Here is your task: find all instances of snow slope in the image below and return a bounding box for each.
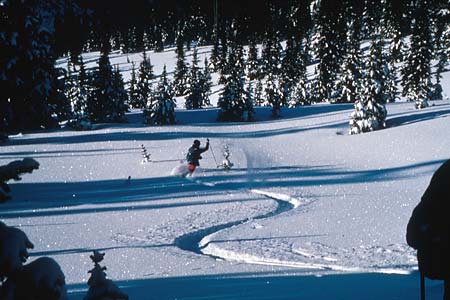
[2,98,450,299]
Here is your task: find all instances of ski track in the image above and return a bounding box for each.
[174,177,414,276]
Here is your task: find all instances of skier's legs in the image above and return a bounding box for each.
[188,163,196,176]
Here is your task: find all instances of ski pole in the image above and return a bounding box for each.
[208,139,219,167]
[420,271,425,300]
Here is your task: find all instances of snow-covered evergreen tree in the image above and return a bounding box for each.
[254,78,264,107]
[199,58,212,107]
[110,66,129,122]
[154,24,165,52]
[0,158,40,202]
[265,73,283,118]
[210,38,220,72]
[433,5,449,99]
[218,28,229,76]
[312,0,342,102]
[350,34,387,134]
[0,222,67,300]
[185,48,203,109]
[402,0,433,109]
[362,0,383,39]
[64,55,91,125]
[128,62,140,108]
[173,34,189,96]
[144,65,176,125]
[88,41,115,123]
[335,19,363,103]
[261,28,282,79]
[244,81,255,122]
[84,251,128,300]
[136,51,154,109]
[76,57,90,118]
[290,77,310,107]
[217,43,247,122]
[219,144,234,170]
[280,36,297,106]
[0,0,82,131]
[246,39,260,81]
[384,58,398,103]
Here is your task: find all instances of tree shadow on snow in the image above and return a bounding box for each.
[2,159,444,219]
[66,269,444,300]
[387,105,450,128]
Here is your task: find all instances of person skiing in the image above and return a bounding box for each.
[186,139,210,174]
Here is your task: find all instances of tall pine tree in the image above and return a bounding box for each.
[173,34,189,96]
[185,48,203,109]
[144,65,176,125]
[128,62,140,108]
[136,51,154,109]
[402,0,432,109]
[350,34,387,134]
[88,40,115,122]
[217,42,247,122]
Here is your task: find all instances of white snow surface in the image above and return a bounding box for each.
[1,46,449,299]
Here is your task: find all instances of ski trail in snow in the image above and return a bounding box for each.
[201,242,411,275]
[250,189,301,208]
[175,177,411,275]
[174,177,294,256]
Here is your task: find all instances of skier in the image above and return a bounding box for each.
[407,159,450,300]
[186,139,210,174]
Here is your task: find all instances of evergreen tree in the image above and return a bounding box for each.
[335,19,363,103]
[65,58,90,121]
[261,27,282,78]
[313,0,342,102]
[362,0,383,39]
[244,81,255,122]
[65,61,78,118]
[110,66,129,122]
[402,0,432,109]
[88,41,116,122]
[218,27,229,76]
[154,24,165,52]
[136,51,154,109]
[75,56,90,121]
[433,6,449,99]
[0,0,80,131]
[217,44,247,122]
[384,56,398,103]
[185,48,203,109]
[290,77,309,107]
[350,34,387,134]
[265,73,283,118]
[383,0,406,63]
[144,65,176,125]
[254,78,264,107]
[173,34,189,96]
[246,39,260,81]
[128,62,140,108]
[210,38,220,72]
[280,36,296,106]
[200,58,212,107]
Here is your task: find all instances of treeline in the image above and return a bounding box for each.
[0,0,449,132]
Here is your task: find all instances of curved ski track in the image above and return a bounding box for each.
[174,178,412,275]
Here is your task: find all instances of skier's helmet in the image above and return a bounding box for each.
[193,140,200,147]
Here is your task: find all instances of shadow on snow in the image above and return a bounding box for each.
[65,270,443,300]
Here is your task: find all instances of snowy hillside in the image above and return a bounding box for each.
[1,89,450,299]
